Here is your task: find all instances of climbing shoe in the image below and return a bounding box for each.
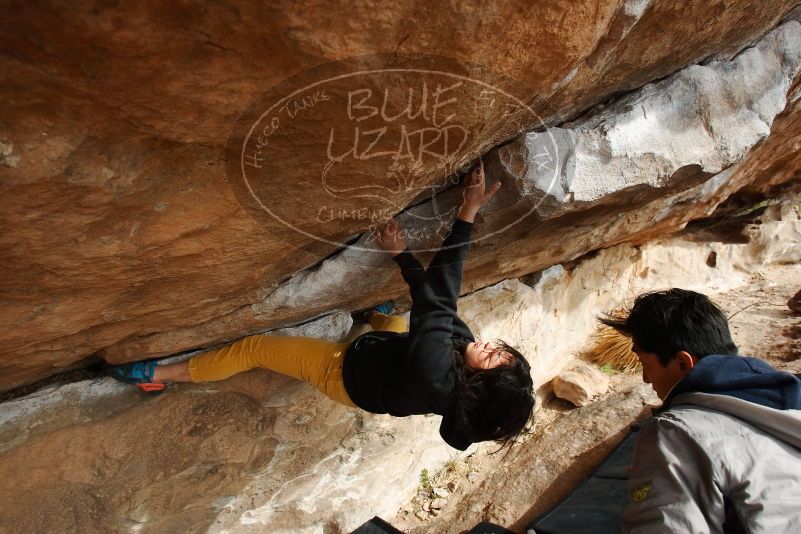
[361,300,395,324]
[104,360,166,393]
[372,300,396,316]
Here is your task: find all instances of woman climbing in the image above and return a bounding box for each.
[105,160,535,450]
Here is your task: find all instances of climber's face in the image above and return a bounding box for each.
[464,339,512,370]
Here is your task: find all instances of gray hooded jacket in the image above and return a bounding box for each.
[623,356,801,533]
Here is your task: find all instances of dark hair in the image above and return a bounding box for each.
[599,288,738,367]
[453,340,535,449]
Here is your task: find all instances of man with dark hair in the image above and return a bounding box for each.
[601,288,801,533]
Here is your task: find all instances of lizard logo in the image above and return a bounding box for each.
[631,482,652,503]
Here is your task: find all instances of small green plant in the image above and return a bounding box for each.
[736,198,776,217]
[599,363,616,376]
[419,468,432,492]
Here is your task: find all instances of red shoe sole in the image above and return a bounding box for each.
[136,383,167,392]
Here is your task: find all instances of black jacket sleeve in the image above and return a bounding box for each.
[394,246,474,341]
[451,314,475,343]
[405,219,473,401]
[393,249,425,290]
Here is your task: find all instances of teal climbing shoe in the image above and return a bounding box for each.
[372,300,396,316]
[104,360,166,392]
[358,300,397,323]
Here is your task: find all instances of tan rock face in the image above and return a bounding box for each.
[790,289,801,313]
[2,2,801,390]
[2,206,798,533]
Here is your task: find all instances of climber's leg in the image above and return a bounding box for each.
[179,335,356,406]
[368,312,408,334]
[152,361,191,382]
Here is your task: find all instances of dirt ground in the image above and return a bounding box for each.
[393,263,801,533]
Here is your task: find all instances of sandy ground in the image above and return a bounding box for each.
[393,263,801,533]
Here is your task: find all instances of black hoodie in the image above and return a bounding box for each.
[342,219,477,450]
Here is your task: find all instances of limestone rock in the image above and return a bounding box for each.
[790,289,801,313]
[552,361,611,407]
[95,21,801,374]
[1,213,799,533]
[493,21,801,216]
[2,3,801,390]
[451,201,801,392]
[431,497,447,510]
[433,487,450,498]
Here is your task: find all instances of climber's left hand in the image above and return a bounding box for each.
[371,219,407,257]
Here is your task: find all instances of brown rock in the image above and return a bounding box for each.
[789,289,801,313]
[4,222,799,533]
[431,497,447,510]
[552,361,610,407]
[1,2,800,390]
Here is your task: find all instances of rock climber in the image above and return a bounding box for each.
[105,160,535,450]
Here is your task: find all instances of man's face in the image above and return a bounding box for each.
[632,342,690,400]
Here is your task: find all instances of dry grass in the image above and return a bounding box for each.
[588,325,640,374]
[425,458,471,496]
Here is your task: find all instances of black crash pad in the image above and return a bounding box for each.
[528,430,638,534]
[351,516,404,534]
[467,521,516,533]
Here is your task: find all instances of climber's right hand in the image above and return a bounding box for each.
[458,159,501,222]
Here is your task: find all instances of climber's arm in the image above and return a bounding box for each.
[393,249,425,289]
[372,219,424,290]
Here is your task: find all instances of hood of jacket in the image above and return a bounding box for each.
[662,354,801,450]
[664,354,801,410]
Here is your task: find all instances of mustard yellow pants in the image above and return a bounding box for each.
[187,313,408,406]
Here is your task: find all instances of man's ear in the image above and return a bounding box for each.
[675,351,697,373]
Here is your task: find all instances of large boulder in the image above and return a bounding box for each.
[1,200,798,532]
[2,2,801,390]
